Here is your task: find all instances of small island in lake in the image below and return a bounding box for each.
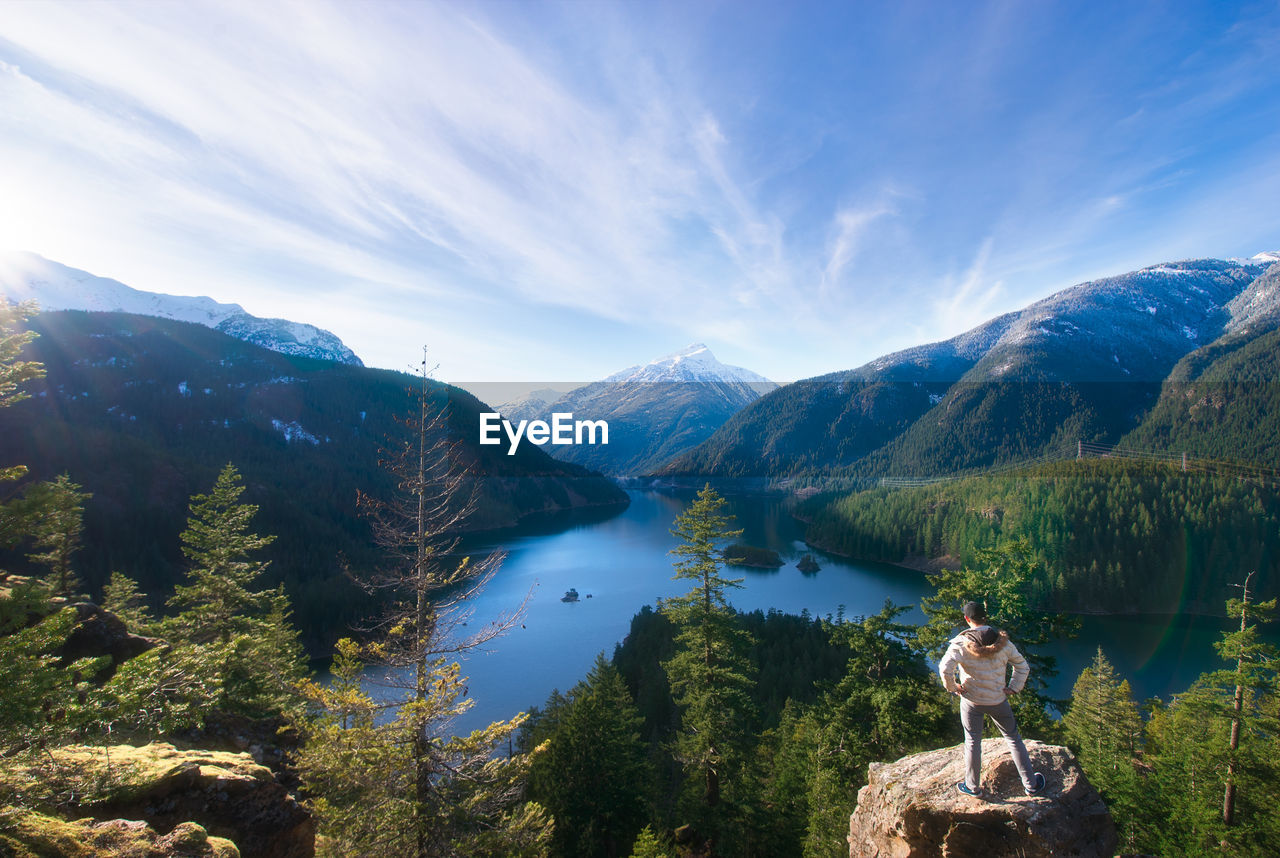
[796,553,821,573]
[561,588,580,602]
[723,543,784,568]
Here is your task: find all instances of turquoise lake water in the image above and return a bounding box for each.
[368,489,1253,735]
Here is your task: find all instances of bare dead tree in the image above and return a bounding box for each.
[346,348,539,857]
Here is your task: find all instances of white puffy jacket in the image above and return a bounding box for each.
[938,625,1029,706]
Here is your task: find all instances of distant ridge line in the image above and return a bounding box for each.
[877,441,1280,488]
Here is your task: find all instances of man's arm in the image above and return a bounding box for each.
[1005,642,1029,693]
[938,643,962,694]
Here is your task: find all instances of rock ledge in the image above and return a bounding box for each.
[848,739,1117,858]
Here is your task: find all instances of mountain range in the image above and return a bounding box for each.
[0,309,625,651]
[497,344,776,476]
[662,253,1280,482]
[0,252,363,366]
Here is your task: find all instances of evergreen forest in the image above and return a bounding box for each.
[801,459,1280,615]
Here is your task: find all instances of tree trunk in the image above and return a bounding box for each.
[414,349,433,858]
[1222,571,1253,828]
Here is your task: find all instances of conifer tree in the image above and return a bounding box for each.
[1063,647,1145,849]
[101,571,155,633]
[920,539,1076,733]
[802,602,952,858]
[296,353,548,858]
[1218,572,1277,831]
[660,484,756,851]
[526,654,652,858]
[627,825,674,858]
[23,475,91,599]
[168,464,275,642]
[163,463,306,719]
[0,609,98,752]
[0,302,103,755]
[0,299,42,415]
[1144,579,1280,857]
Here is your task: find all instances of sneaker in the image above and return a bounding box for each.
[956,781,984,798]
[1025,772,1046,796]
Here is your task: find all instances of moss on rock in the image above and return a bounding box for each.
[0,743,310,858]
[0,809,240,857]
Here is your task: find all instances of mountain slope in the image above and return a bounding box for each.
[0,252,363,365]
[514,344,776,476]
[1120,261,1280,465]
[660,320,1018,478]
[0,310,626,651]
[664,256,1277,481]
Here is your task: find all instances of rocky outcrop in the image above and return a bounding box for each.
[4,743,313,858]
[56,602,159,679]
[171,714,303,788]
[848,740,1117,858]
[0,812,240,857]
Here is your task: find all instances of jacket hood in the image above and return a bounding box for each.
[961,627,1009,658]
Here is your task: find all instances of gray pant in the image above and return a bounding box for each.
[961,697,1035,791]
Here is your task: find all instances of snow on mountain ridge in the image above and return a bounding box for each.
[0,252,362,366]
[0,252,246,325]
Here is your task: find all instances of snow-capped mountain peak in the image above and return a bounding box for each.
[1252,250,1280,264]
[605,343,772,385]
[0,252,362,366]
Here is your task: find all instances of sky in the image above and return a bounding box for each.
[1,0,1278,385]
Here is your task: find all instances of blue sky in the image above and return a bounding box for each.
[1,0,1277,384]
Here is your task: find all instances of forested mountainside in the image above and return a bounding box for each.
[661,257,1278,481]
[1119,260,1280,462]
[793,261,1280,617]
[0,310,626,651]
[800,459,1280,615]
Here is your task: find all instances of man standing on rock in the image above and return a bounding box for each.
[938,600,1046,798]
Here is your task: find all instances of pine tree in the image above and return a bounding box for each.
[296,353,548,857]
[22,475,91,599]
[0,299,43,415]
[167,464,275,643]
[1218,572,1277,832]
[162,463,306,719]
[0,608,101,753]
[101,571,155,633]
[1144,579,1280,857]
[1063,647,1145,849]
[627,825,674,858]
[659,484,756,851]
[749,701,815,858]
[802,602,952,858]
[919,539,1076,734]
[527,654,652,858]
[0,302,102,756]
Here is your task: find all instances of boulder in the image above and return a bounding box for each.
[56,603,159,678]
[847,740,1117,858]
[0,812,240,857]
[5,743,313,858]
[171,713,303,787]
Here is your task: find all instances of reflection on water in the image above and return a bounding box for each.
[370,488,1267,734]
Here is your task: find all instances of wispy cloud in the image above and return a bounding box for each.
[821,204,895,295]
[1,0,1277,381]
[932,238,1004,336]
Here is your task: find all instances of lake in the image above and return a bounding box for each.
[375,488,1255,735]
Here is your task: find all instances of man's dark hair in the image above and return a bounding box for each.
[963,600,986,622]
